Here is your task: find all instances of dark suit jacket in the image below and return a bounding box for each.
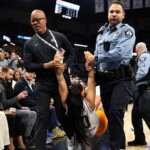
[14,77,36,110]
[0,78,19,110]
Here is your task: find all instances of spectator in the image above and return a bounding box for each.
[14,69,36,111]
[11,70,22,89]
[0,66,27,150]
[0,111,10,150]
[13,70,21,82]
[0,49,8,66]
[8,52,23,71]
[2,66,36,148]
[48,98,66,138]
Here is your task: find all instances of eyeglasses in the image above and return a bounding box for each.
[30,18,45,23]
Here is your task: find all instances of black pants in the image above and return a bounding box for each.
[131,86,150,142]
[100,79,133,150]
[6,114,23,138]
[34,87,72,150]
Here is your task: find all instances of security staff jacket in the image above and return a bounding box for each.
[136,52,150,86]
[94,23,136,71]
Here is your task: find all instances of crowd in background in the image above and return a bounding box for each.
[0,1,150,149]
[0,49,69,150]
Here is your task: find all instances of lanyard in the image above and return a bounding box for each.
[36,30,59,51]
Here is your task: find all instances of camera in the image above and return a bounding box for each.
[103,41,111,52]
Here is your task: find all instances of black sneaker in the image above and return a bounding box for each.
[128,140,147,146]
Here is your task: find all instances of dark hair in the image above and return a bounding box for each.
[109,0,125,12]
[2,66,14,73]
[67,83,90,145]
[13,70,21,81]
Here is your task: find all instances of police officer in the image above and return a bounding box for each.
[87,1,135,150]
[128,42,150,146]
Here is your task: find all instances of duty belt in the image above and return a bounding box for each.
[95,64,134,85]
[105,65,132,79]
[138,84,150,93]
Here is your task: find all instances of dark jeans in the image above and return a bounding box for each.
[100,79,133,150]
[131,86,150,142]
[91,128,110,150]
[48,106,60,130]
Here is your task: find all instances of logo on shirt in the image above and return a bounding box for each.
[139,57,146,68]
[51,39,55,43]
[34,43,39,47]
[140,57,146,63]
[125,29,133,38]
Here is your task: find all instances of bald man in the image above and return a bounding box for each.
[24,9,74,150]
[128,42,150,146]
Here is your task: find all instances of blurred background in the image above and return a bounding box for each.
[0,0,150,55]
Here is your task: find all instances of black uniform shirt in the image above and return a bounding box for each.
[24,30,74,91]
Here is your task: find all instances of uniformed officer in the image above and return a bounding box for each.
[87,1,136,150]
[128,42,150,146]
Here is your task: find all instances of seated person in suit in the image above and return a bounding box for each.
[0,65,27,150]
[2,67,36,148]
[15,69,66,139]
[14,69,36,111]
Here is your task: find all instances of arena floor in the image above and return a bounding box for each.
[125,104,150,150]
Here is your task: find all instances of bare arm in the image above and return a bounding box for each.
[56,72,68,109]
[55,60,68,109]
[84,51,96,110]
[85,68,95,110]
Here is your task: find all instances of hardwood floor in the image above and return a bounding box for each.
[124,104,150,150]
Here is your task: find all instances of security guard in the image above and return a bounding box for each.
[128,42,150,146]
[87,1,135,150]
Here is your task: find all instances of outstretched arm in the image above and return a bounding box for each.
[85,66,95,110]
[84,51,96,110]
[54,57,68,109]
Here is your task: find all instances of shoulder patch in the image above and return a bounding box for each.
[140,57,147,63]
[139,57,147,68]
[124,29,133,38]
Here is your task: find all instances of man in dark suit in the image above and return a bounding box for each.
[2,67,36,148]
[14,69,36,111]
[14,69,37,147]
[14,69,65,141]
